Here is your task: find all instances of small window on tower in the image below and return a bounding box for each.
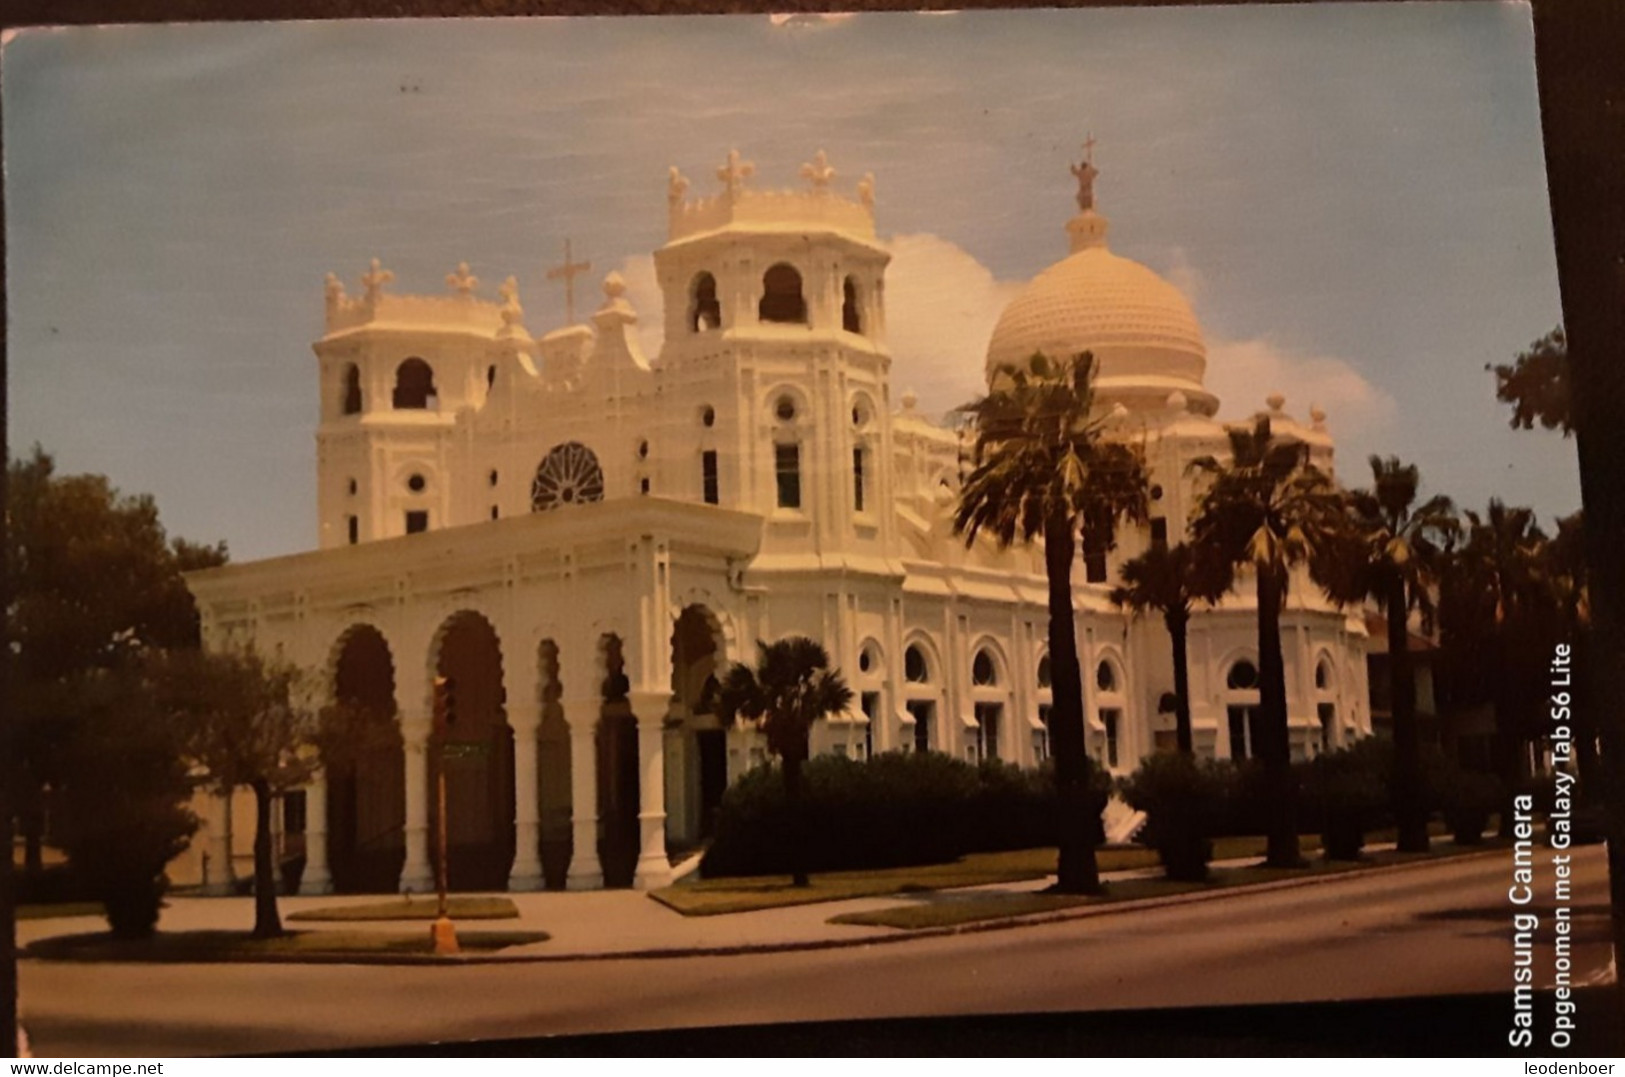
[701,405,717,428]
[640,476,651,495]
[842,276,862,334]
[759,264,807,325]
[392,358,437,410]
[347,515,359,545]
[490,505,499,520]
[407,473,426,493]
[487,365,497,389]
[702,450,720,505]
[853,447,866,513]
[1150,517,1168,548]
[347,478,358,496]
[775,443,802,509]
[341,364,363,415]
[405,510,429,534]
[689,272,721,332]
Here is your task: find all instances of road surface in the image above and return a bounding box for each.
[19,845,1615,1056]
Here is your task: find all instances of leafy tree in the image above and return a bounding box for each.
[1339,457,1458,852]
[1110,541,1233,756]
[1188,417,1351,869]
[153,649,319,938]
[5,447,226,874]
[954,352,1148,893]
[1491,326,1570,435]
[50,665,197,940]
[715,637,853,888]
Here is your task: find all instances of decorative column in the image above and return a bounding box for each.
[563,698,603,890]
[508,700,544,891]
[630,689,673,890]
[399,718,434,893]
[202,790,235,896]
[299,777,333,895]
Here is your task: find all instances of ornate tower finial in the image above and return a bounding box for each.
[546,239,592,325]
[498,275,524,331]
[857,172,876,209]
[716,149,756,199]
[668,166,690,206]
[446,262,479,297]
[1070,135,1100,213]
[800,149,836,192]
[324,272,346,307]
[360,258,394,304]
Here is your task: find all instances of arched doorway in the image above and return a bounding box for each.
[669,606,725,848]
[432,612,516,891]
[596,634,640,888]
[537,640,573,890]
[328,626,405,893]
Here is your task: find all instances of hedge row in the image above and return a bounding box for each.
[699,751,1107,878]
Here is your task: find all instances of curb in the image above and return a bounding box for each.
[19,845,1513,968]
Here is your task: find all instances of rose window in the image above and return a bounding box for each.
[531,442,605,511]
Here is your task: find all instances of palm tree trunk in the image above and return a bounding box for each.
[1388,575,1428,852]
[251,779,283,939]
[1045,514,1101,894]
[1257,567,1302,868]
[783,751,809,888]
[1168,610,1193,757]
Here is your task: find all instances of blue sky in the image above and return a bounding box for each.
[4,5,1575,562]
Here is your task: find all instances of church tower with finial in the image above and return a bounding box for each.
[312,258,533,549]
[652,148,898,560]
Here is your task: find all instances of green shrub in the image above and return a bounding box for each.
[1119,754,1229,881]
[1301,745,1389,861]
[700,751,1088,878]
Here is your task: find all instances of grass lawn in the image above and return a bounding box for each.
[288,897,519,922]
[25,927,549,962]
[17,902,103,921]
[827,841,1504,931]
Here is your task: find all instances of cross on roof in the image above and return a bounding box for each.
[546,240,592,324]
[716,149,756,198]
[360,258,395,303]
[1082,132,1098,165]
[446,262,479,297]
[801,149,836,191]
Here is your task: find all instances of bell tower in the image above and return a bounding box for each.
[651,149,897,558]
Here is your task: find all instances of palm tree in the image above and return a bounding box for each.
[1110,542,1234,756]
[955,351,1148,894]
[1342,456,1458,853]
[1452,500,1551,827]
[1188,416,1350,869]
[715,637,853,888]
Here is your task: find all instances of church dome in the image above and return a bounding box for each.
[985,154,1216,415]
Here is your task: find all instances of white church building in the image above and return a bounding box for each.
[183,147,1371,896]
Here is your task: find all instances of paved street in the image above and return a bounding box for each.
[18,846,1615,1056]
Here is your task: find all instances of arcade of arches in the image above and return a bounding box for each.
[315,605,727,894]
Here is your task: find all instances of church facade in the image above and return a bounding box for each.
[184,148,1370,895]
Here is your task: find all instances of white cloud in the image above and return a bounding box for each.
[1205,337,1396,439]
[883,232,1024,418]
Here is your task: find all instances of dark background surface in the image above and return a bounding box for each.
[2,0,1622,1058]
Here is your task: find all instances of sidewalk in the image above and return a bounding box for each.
[17,843,1502,962]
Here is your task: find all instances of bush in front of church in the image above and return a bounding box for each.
[1119,754,1230,881]
[699,751,1063,878]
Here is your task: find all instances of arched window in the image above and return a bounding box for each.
[1096,660,1118,693]
[903,642,936,755]
[905,645,929,684]
[1227,661,1259,691]
[392,358,437,410]
[1037,655,1052,689]
[759,263,807,325]
[531,442,605,511]
[689,272,721,332]
[1224,659,1262,762]
[341,364,363,415]
[972,650,999,687]
[842,276,863,334]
